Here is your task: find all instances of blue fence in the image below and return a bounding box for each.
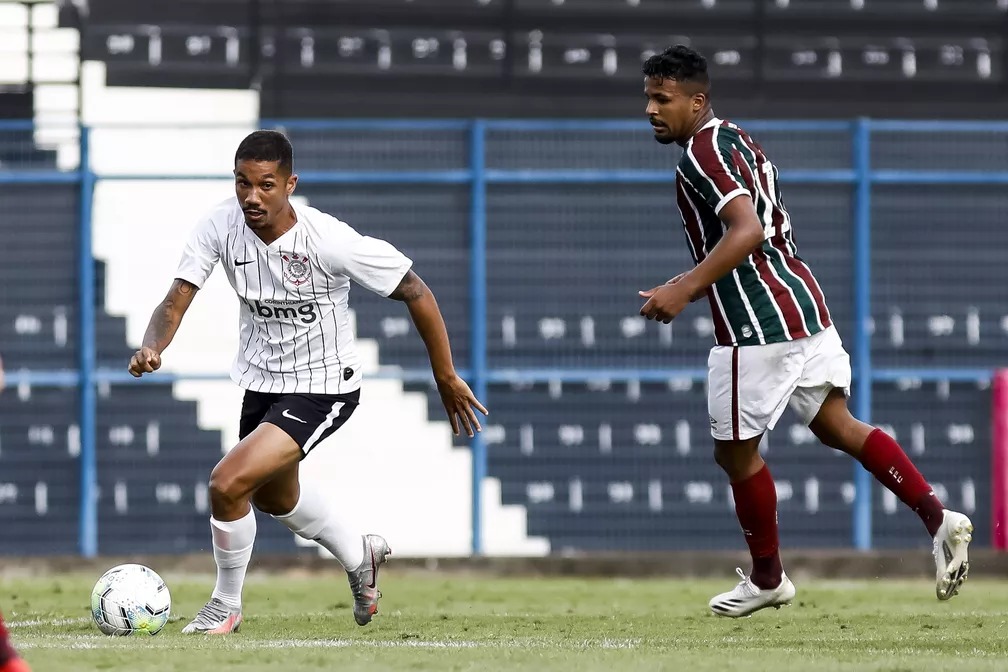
[1,118,1002,556]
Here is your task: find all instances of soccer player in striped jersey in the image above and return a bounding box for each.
[639,45,972,617]
[128,130,487,633]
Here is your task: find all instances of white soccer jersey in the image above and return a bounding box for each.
[175,199,413,394]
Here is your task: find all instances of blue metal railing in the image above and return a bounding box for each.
[851,118,873,551]
[468,120,489,554]
[78,126,98,558]
[1,119,1002,556]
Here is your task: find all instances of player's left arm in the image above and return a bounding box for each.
[388,270,489,437]
[640,196,764,322]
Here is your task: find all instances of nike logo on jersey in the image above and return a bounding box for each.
[235,259,254,266]
[282,409,307,423]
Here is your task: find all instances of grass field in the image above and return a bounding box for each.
[5,570,1007,671]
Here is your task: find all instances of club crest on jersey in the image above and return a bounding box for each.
[281,253,312,286]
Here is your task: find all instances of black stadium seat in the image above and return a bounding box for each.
[64,0,1007,117]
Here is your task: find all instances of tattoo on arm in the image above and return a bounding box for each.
[143,279,198,351]
[388,270,427,302]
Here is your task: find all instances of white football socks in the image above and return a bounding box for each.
[209,507,257,610]
[273,484,365,571]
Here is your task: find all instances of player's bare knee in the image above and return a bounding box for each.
[208,466,251,511]
[811,411,873,457]
[713,447,733,473]
[713,441,761,479]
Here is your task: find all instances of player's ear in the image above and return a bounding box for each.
[692,91,707,112]
[287,173,298,196]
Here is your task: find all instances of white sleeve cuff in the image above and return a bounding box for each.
[173,271,205,290]
[714,188,749,215]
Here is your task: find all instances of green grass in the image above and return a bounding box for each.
[4,571,1007,671]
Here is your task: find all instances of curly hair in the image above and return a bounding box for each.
[642,45,710,86]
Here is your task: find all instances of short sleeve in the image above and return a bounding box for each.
[175,217,221,289]
[325,225,413,297]
[680,128,751,215]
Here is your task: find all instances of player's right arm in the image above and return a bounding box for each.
[128,279,199,377]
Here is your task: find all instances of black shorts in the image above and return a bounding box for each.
[238,388,360,456]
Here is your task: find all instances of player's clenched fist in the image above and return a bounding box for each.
[128,347,161,377]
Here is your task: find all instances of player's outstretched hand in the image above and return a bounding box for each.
[128,347,161,377]
[436,374,489,438]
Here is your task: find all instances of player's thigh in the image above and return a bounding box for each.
[260,389,361,457]
[807,388,874,455]
[707,341,801,441]
[211,422,304,497]
[788,326,853,426]
[216,389,361,500]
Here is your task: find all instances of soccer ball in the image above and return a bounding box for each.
[90,564,171,636]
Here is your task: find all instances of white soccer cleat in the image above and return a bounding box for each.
[181,598,243,634]
[347,534,392,626]
[709,568,797,618]
[933,510,972,601]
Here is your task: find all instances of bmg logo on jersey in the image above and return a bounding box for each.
[245,299,318,324]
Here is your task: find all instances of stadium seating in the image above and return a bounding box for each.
[294,124,992,550]
[0,90,57,168]
[0,1,996,556]
[398,377,988,550]
[3,110,997,553]
[766,0,1008,17]
[61,0,1007,119]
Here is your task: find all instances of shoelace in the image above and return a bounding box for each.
[194,599,231,625]
[731,567,761,598]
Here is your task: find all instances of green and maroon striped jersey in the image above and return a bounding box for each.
[676,117,832,346]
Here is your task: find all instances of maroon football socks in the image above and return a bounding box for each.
[731,464,784,590]
[858,428,945,536]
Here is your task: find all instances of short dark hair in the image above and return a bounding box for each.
[235,130,294,174]
[642,45,709,86]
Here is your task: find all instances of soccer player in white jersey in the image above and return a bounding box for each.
[128,130,488,634]
[637,46,973,617]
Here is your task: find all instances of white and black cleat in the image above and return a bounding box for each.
[709,568,797,618]
[933,510,972,601]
